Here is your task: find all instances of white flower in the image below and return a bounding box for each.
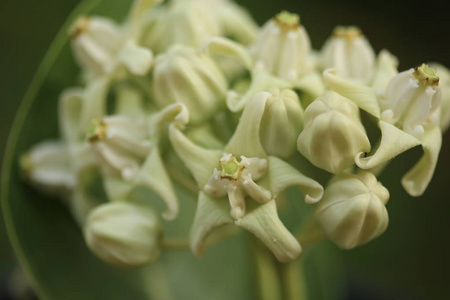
[379,64,441,138]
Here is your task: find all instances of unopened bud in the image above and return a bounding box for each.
[259,88,303,158]
[152,45,227,124]
[84,202,162,268]
[250,11,311,81]
[297,91,370,173]
[321,26,375,83]
[316,172,389,249]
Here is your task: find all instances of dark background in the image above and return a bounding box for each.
[1,0,449,299]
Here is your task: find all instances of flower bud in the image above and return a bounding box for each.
[428,63,450,131]
[20,141,74,196]
[152,45,227,124]
[320,26,375,83]
[259,88,303,158]
[315,172,389,249]
[379,64,441,138]
[142,0,220,54]
[70,16,124,78]
[297,91,370,173]
[84,202,162,268]
[250,11,311,81]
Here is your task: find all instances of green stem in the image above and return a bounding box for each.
[252,239,309,300]
[280,259,309,300]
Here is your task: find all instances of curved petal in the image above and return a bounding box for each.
[323,68,380,118]
[356,120,421,169]
[267,156,323,204]
[169,125,222,188]
[295,71,325,100]
[59,88,84,144]
[225,92,269,158]
[202,37,253,70]
[235,200,302,262]
[189,192,233,257]
[402,126,442,196]
[133,148,179,220]
[118,41,153,76]
[227,71,291,112]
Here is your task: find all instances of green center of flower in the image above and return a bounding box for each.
[220,155,245,180]
[413,64,439,86]
[274,11,300,31]
[87,119,107,143]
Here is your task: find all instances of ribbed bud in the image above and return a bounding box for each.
[259,88,303,158]
[297,91,370,173]
[142,0,220,54]
[315,172,389,249]
[250,11,311,81]
[152,45,227,124]
[379,64,441,138]
[84,202,162,268]
[321,26,375,83]
[20,141,74,196]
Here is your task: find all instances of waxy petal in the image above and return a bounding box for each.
[402,126,442,196]
[355,120,421,169]
[323,68,380,117]
[267,156,323,203]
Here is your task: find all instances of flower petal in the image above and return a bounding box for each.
[355,120,421,169]
[118,41,153,76]
[323,68,380,117]
[235,200,301,262]
[169,125,222,188]
[134,148,179,220]
[402,126,442,196]
[189,192,233,257]
[267,156,323,203]
[202,37,253,70]
[225,91,269,158]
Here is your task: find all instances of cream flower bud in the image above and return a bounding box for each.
[142,0,220,54]
[86,116,151,180]
[321,26,375,83]
[84,202,162,268]
[152,45,227,124]
[379,64,441,138]
[297,91,370,173]
[20,141,74,196]
[250,11,311,81]
[315,172,389,249]
[429,63,450,131]
[259,88,303,158]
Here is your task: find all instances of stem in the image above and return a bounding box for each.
[280,259,308,300]
[252,239,309,300]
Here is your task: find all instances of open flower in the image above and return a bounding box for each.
[169,92,323,262]
[324,58,443,196]
[70,0,158,80]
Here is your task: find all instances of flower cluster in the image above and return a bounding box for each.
[21,0,449,267]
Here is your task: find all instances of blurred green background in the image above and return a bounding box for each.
[1,0,449,299]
